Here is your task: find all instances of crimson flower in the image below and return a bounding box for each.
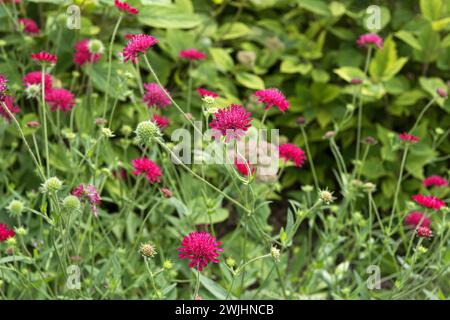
[114,0,139,15]
[74,39,102,66]
[143,82,171,109]
[399,132,419,144]
[404,211,431,228]
[279,143,306,167]
[356,33,383,49]
[0,223,15,242]
[423,175,448,188]
[45,88,76,112]
[31,51,57,65]
[122,34,158,63]
[412,194,445,210]
[179,48,206,61]
[0,73,7,100]
[210,104,252,142]
[18,18,39,35]
[152,114,170,130]
[178,231,223,271]
[235,159,255,176]
[72,184,102,217]
[23,71,53,92]
[416,226,432,238]
[254,88,289,112]
[132,157,162,184]
[198,87,219,98]
[0,95,20,122]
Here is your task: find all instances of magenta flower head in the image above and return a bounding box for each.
[437,88,448,99]
[178,231,223,271]
[132,156,162,184]
[198,87,219,98]
[423,175,448,188]
[0,95,20,122]
[0,223,15,242]
[143,82,171,109]
[152,114,170,130]
[356,33,383,49]
[235,159,255,176]
[72,184,102,217]
[179,48,206,61]
[18,18,40,35]
[254,88,289,112]
[45,88,76,112]
[278,143,306,167]
[114,0,139,15]
[412,194,445,210]
[399,132,419,144]
[0,73,8,100]
[31,51,57,65]
[416,226,432,238]
[23,71,53,94]
[122,34,158,63]
[404,211,431,228]
[74,39,102,66]
[210,104,252,142]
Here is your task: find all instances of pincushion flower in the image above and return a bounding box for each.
[31,51,57,65]
[404,211,431,228]
[0,223,15,242]
[18,18,39,35]
[122,34,158,63]
[74,39,102,66]
[412,194,445,210]
[416,226,432,238]
[198,87,219,98]
[210,104,252,142]
[0,73,7,101]
[0,95,20,122]
[178,231,223,271]
[132,157,162,184]
[423,175,448,188]
[278,143,306,167]
[72,184,102,217]
[23,71,53,94]
[152,114,170,130]
[399,132,419,144]
[45,88,76,112]
[254,88,289,112]
[179,48,206,61]
[235,159,255,176]
[143,82,171,109]
[356,33,383,49]
[114,0,139,15]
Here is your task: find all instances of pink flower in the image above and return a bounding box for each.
[412,194,445,210]
[198,87,219,98]
[235,159,255,176]
[416,226,432,238]
[18,18,39,34]
[122,34,158,63]
[0,223,15,242]
[179,48,206,61]
[143,82,171,109]
[404,211,431,228]
[160,187,173,198]
[152,114,170,130]
[178,231,223,271]
[356,33,383,49]
[114,0,139,15]
[74,39,102,66]
[254,88,289,112]
[45,88,76,112]
[399,132,419,144]
[72,184,102,217]
[132,157,162,184]
[0,95,20,122]
[31,51,57,65]
[423,175,448,188]
[210,104,252,142]
[23,71,53,92]
[0,73,7,100]
[279,143,306,167]
[26,120,40,128]
[437,88,448,99]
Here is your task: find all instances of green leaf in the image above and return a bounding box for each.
[297,0,331,16]
[418,77,448,107]
[217,22,251,40]
[209,48,235,72]
[199,273,235,299]
[420,0,443,21]
[369,36,408,82]
[235,72,265,90]
[280,58,312,75]
[395,31,422,51]
[138,4,203,29]
[194,208,229,224]
[333,67,366,82]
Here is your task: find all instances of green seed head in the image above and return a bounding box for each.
[139,242,157,258]
[163,260,173,269]
[7,200,24,216]
[15,227,28,236]
[88,39,105,54]
[271,246,280,262]
[63,195,81,213]
[226,257,236,268]
[41,177,63,193]
[135,121,161,146]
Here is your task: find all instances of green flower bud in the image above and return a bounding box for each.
[271,246,281,262]
[6,237,16,246]
[163,260,173,269]
[15,227,28,236]
[41,177,63,193]
[301,185,314,193]
[62,195,81,213]
[139,242,157,258]
[226,257,236,268]
[7,200,24,216]
[101,127,115,138]
[135,121,161,146]
[88,39,105,54]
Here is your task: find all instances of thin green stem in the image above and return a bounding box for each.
[300,125,319,190]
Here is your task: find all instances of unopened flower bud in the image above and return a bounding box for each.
[88,39,104,54]
[101,127,115,138]
[139,242,157,258]
[41,177,63,193]
[163,260,173,269]
[135,121,161,145]
[226,257,236,268]
[160,187,173,198]
[351,77,362,85]
[15,227,28,236]
[7,200,24,216]
[63,195,81,213]
[271,246,281,262]
[437,88,448,99]
[319,189,335,204]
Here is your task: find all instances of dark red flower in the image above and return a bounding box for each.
[423,175,448,188]
[74,39,102,66]
[132,157,162,184]
[122,34,158,63]
[210,104,252,142]
[23,71,53,92]
[198,87,219,98]
[0,95,20,122]
[235,159,254,176]
[114,0,139,15]
[143,82,171,109]
[412,194,445,210]
[179,48,206,61]
[178,231,223,271]
[0,223,15,242]
[254,88,289,112]
[279,143,306,167]
[18,18,39,34]
[152,114,170,130]
[404,211,431,228]
[31,51,57,65]
[72,183,102,217]
[399,132,419,144]
[416,226,432,238]
[45,88,76,112]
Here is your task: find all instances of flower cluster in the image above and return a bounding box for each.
[254,88,289,112]
[0,95,20,122]
[143,82,171,108]
[152,114,170,130]
[423,175,448,188]
[278,143,306,167]
[122,34,158,63]
[210,104,252,142]
[45,88,76,112]
[178,231,223,271]
[72,184,102,217]
[132,157,162,184]
[0,223,15,242]
[399,132,419,144]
